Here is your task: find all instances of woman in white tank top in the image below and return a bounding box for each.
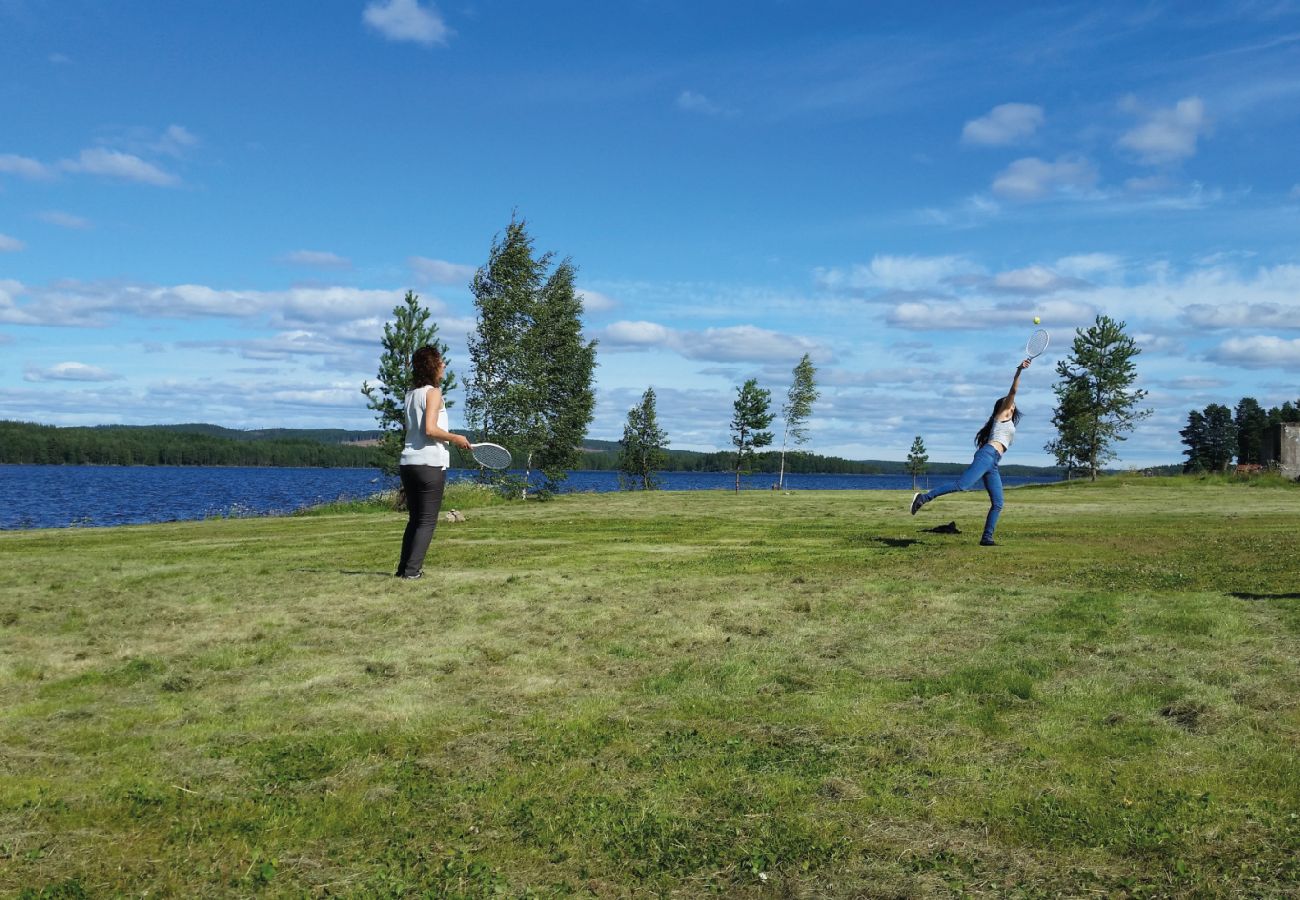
[395,345,472,579]
[908,358,1032,546]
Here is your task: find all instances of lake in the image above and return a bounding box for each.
[0,465,1063,530]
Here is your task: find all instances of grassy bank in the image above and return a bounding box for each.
[2,478,1297,897]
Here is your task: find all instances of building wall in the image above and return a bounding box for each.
[1263,423,1300,479]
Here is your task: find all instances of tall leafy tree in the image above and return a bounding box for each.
[730,378,774,492]
[526,258,598,493]
[465,214,596,497]
[906,435,929,490]
[1234,397,1268,465]
[1045,377,1092,479]
[361,290,456,476]
[778,353,819,490]
[618,387,669,490]
[1047,315,1150,481]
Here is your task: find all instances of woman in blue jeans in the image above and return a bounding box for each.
[910,358,1031,545]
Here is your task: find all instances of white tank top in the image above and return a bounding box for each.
[989,418,1015,452]
[399,387,450,467]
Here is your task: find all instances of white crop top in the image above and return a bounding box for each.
[399,387,450,467]
[989,418,1015,451]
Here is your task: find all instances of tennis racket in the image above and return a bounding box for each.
[469,442,512,469]
[1026,328,1050,360]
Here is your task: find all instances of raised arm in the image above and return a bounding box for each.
[1006,358,1031,400]
[422,388,472,450]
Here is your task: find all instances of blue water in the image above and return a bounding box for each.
[0,465,1061,530]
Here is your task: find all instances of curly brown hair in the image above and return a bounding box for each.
[411,345,443,389]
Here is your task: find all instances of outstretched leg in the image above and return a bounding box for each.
[980,462,1005,544]
[912,445,999,514]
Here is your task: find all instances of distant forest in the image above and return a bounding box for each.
[0,421,382,468]
[0,421,1065,476]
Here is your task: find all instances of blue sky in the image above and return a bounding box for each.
[2,0,1299,466]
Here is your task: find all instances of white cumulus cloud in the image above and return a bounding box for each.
[676,90,734,116]
[814,254,973,293]
[0,154,55,180]
[0,234,26,252]
[961,103,1044,146]
[599,320,828,364]
[61,148,179,186]
[1207,335,1300,369]
[409,256,475,285]
[1118,96,1210,165]
[991,156,1099,200]
[363,0,450,46]
[24,362,123,382]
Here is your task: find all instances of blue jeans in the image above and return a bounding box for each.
[920,444,1004,542]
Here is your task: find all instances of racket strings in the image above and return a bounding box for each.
[1027,329,1050,357]
[471,443,512,469]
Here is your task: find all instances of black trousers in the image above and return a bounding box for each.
[396,465,447,577]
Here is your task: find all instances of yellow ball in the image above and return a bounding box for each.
[1033,317,1041,325]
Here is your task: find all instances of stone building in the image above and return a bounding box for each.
[1262,423,1300,479]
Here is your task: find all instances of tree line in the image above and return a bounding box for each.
[0,421,380,467]
[1180,397,1300,472]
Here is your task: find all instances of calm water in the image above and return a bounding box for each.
[0,465,1061,530]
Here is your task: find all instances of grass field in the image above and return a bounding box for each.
[2,477,1298,897]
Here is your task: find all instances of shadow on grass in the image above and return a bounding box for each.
[874,537,922,549]
[1230,591,1300,601]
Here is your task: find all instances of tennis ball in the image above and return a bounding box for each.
[1033,316,1041,324]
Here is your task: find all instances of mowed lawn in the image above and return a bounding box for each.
[1,478,1297,897]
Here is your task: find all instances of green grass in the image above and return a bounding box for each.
[2,476,1297,897]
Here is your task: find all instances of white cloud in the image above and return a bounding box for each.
[577,287,617,313]
[987,265,1091,295]
[0,234,26,252]
[1206,335,1300,369]
[409,256,475,285]
[814,254,973,293]
[37,210,92,229]
[1183,302,1300,330]
[279,250,352,269]
[0,154,55,180]
[153,125,199,157]
[961,103,1044,146]
[886,297,1097,331]
[24,362,123,382]
[1125,174,1176,193]
[991,155,1099,200]
[599,320,829,364]
[1118,96,1209,165]
[61,148,179,186]
[49,53,72,65]
[1290,184,1300,200]
[676,90,734,116]
[1054,254,1122,278]
[363,0,450,46]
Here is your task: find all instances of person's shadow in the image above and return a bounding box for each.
[1230,591,1300,601]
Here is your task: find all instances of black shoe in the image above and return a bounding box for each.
[397,570,423,579]
[979,539,997,546]
[910,493,926,516]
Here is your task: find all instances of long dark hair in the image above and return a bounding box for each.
[411,345,443,390]
[975,395,1022,447]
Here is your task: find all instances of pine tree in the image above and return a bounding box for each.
[618,387,669,490]
[778,353,819,490]
[361,290,456,476]
[1234,397,1268,465]
[1047,315,1150,481]
[906,435,928,490]
[730,378,774,492]
[1201,403,1237,472]
[1180,409,1208,473]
